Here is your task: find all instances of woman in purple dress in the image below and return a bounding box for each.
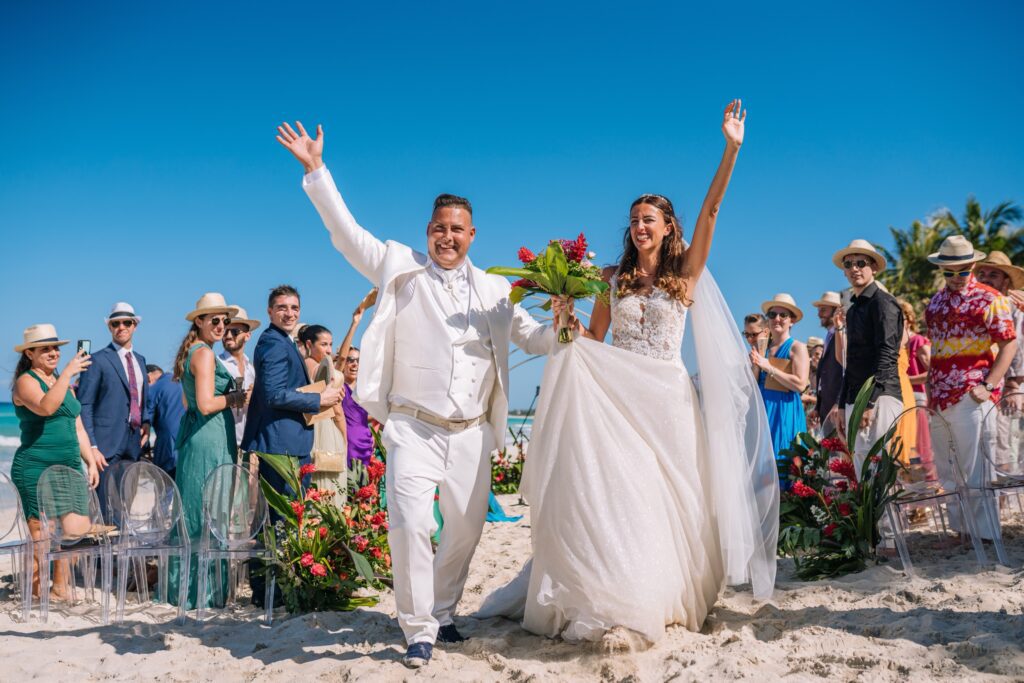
[335,289,377,467]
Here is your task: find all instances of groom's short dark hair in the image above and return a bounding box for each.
[268,284,300,307]
[433,193,472,217]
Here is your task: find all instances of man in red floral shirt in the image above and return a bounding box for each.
[925,236,1017,540]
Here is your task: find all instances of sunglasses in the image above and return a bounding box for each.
[205,316,229,326]
[842,258,872,270]
[942,270,973,278]
[742,332,762,340]
[344,357,360,363]
[224,328,247,337]
[766,310,792,320]
[109,319,136,329]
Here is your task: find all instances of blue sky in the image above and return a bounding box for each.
[2,1,1022,409]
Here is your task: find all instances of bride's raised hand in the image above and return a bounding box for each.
[276,121,324,172]
[722,99,745,148]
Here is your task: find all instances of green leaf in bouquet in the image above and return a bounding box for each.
[510,286,530,304]
[563,275,590,298]
[255,451,303,495]
[346,546,377,583]
[847,377,875,446]
[260,478,297,522]
[539,299,552,311]
[543,241,569,293]
[487,266,536,279]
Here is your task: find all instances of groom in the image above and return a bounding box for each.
[277,121,553,668]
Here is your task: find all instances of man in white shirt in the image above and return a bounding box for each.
[278,121,553,668]
[218,306,260,448]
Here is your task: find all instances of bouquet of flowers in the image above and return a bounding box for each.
[776,378,906,580]
[487,233,609,343]
[491,442,526,494]
[257,452,391,613]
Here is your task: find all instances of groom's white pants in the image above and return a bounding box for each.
[383,412,494,645]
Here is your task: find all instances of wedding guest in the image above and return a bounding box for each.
[810,291,844,436]
[899,300,935,479]
[742,313,768,350]
[335,289,378,468]
[891,300,917,465]
[77,302,148,517]
[973,251,1024,473]
[143,365,185,479]
[832,240,904,473]
[802,337,823,418]
[167,293,246,609]
[750,293,809,479]
[146,364,163,386]
[925,236,1017,539]
[218,306,260,449]
[10,324,98,599]
[242,284,342,607]
[299,323,348,502]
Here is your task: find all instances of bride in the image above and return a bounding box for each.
[478,100,779,645]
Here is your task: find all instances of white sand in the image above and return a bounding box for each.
[1,494,1022,682]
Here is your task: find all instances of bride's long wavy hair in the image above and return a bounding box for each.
[615,194,690,303]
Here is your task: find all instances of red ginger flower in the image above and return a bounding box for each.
[353,535,369,552]
[300,552,314,567]
[290,500,304,525]
[820,437,849,455]
[367,458,386,481]
[517,247,536,264]
[823,523,837,537]
[511,278,538,290]
[310,563,327,577]
[791,480,818,498]
[828,458,857,482]
[356,485,376,501]
[319,526,328,539]
[306,488,323,502]
[838,503,853,517]
[299,463,317,477]
[370,547,383,559]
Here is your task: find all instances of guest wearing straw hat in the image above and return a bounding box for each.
[809,291,844,436]
[896,300,935,480]
[10,324,99,599]
[167,293,246,609]
[969,250,1024,475]
[749,293,809,481]
[802,337,824,423]
[925,236,1017,539]
[76,302,148,517]
[831,240,904,473]
[218,306,260,449]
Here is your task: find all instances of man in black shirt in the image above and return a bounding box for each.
[832,240,904,471]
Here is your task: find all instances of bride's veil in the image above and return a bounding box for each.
[681,256,780,598]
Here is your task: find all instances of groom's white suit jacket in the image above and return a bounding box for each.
[303,167,553,441]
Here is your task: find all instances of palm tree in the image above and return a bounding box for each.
[875,218,945,313]
[933,196,1024,259]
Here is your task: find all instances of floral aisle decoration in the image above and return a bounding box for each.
[491,441,526,494]
[776,378,906,580]
[257,451,391,613]
[487,233,609,343]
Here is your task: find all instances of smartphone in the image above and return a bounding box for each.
[77,339,91,355]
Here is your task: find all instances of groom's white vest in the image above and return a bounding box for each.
[303,167,552,440]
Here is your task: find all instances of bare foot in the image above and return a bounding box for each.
[600,626,651,654]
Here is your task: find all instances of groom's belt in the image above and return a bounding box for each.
[389,404,486,433]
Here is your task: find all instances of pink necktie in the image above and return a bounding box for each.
[125,352,142,430]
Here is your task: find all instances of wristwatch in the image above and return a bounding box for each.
[984,382,995,392]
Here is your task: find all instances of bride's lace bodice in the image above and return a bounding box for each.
[610,284,688,361]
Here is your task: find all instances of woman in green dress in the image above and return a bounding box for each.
[10,324,99,600]
[167,293,245,609]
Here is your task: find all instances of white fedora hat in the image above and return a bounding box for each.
[832,239,887,272]
[761,293,804,322]
[811,291,842,309]
[105,301,141,323]
[977,251,1024,290]
[807,336,824,348]
[228,306,261,332]
[15,323,70,353]
[928,235,986,268]
[185,293,239,322]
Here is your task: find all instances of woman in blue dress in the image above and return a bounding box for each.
[750,294,810,485]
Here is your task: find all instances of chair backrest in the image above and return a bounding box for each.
[884,405,968,489]
[104,458,134,529]
[119,461,186,545]
[982,391,1024,479]
[202,463,268,548]
[0,471,31,547]
[36,465,104,544]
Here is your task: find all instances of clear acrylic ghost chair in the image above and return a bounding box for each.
[105,458,149,605]
[977,392,1024,566]
[883,406,988,577]
[0,472,33,621]
[115,461,190,623]
[196,463,274,624]
[36,465,113,623]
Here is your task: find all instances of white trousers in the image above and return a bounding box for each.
[846,395,905,475]
[931,397,999,539]
[382,413,494,645]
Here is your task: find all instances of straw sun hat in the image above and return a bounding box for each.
[761,293,804,322]
[927,235,986,268]
[977,250,1024,290]
[811,291,842,309]
[832,239,887,272]
[14,323,69,353]
[185,293,239,322]
[228,306,261,332]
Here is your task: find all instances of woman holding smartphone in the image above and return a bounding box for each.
[10,323,99,600]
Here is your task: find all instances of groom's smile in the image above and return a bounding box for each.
[427,205,475,270]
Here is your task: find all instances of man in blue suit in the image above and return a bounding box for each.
[77,302,149,516]
[143,366,185,479]
[242,285,342,606]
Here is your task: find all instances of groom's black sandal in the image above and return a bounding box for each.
[437,624,467,644]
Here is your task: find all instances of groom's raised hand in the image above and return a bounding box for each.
[276,121,324,173]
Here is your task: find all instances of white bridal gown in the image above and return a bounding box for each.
[479,273,779,643]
